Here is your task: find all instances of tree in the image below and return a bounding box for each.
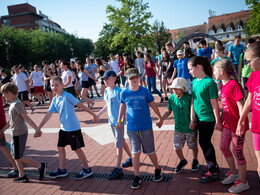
[105,0,153,56]
[151,20,172,54]
[245,0,260,35]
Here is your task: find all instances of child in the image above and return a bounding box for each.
[237,41,260,183]
[0,82,46,183]
[0,96,19,178]
[97,70,132,180]
[214,59,250,193]
[188,56,222,183]
[38,76,99,179]
[161,78,199,174]
[116,68,163,189]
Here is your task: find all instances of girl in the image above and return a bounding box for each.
[159,50,170,100]
[188,56,222,183]
[44,66,54,104]
[76,61,95,108]
[95,58,106,96]
[122,55,135,88]
[214,59,249,193]
[141,54,163,103]
[61,61,77,97]
[237,41,260,183]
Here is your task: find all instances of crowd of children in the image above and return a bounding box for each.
[0,38,260,193]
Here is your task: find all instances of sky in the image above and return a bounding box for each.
[0,0,249,42]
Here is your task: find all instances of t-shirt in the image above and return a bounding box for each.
[167,93,194,133]
[173,57,190,79]
[240,52,253,78]
[152,56,158,64]
[246,70,260,134]
[61,70,74,88]
[120,86,154,131]
[12,72,28,92]
[30,71,43,87]
[110,60,120,74]
[160,60,170,73]
[197,47,213,61]
[221,80,249,133]
[85,63,97,77]
[228,44,245,65]
[135,58,145,74]
[104,86,122,126]
[192,76,218,122]
[211,56,231,66]
[9,99,28,136]
[49,91,80,131]
[1,75,11,84]
[145,61,156,77]
[0,98,7,130]
[78,71,88,83]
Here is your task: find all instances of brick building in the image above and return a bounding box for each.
[0,3,65,34]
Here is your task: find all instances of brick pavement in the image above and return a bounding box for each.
[0,95,259,195]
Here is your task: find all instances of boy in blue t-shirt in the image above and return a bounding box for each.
[116,68,163,189]
[97,70,132,180]
[161,78,199,174]
[38,76,99,180]
[197,39,213,61]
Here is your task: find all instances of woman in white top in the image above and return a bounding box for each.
[61,61,77,97]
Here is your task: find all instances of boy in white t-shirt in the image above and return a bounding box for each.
[30,65,44,106]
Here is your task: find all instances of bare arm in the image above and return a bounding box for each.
[97,105,107,117]
[84,69,95,80]
[116,103,126,129]
[76,101,99,122]
[228,51,232,59]
[236,99,246,136]
[38,112,53,129]
[63,75,72,88]
[237,93,252,134]
[162,110,172,121]
[210,98,222,131]
[21,112,41,137]
[149,101,163,128]
[189,98,197,130]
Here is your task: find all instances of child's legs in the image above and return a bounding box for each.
[186,131,198,159]
[198,121,218,172]
[81,88,92,105]
[147,77,152,92]
[123,141,132,158]
[0,136,18,169]
[132,152,141,176]
[18,157,40,169]
[173,131,186,160]
[219,128,236,174]
[252,132,260,178]
[163,78,168,97]
[74,148,89,169]
[148,152,160,169]
[150,76,162,97]
[58,147,66,169]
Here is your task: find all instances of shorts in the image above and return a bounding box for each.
[253,132,260,151]
[76,83,82,91]
[0,134,7,147]
[11,133,28,159]
[115,76,121,85]
[127,129,155,154]
[30,88,35,93]
[63,86,77,97]
[101,78,105,85]
[173,131,198,150]
[88,78,96,86]
[110,125,125,148]
[34,86,44,94]
[140,73,145,81]
[18,91,29,101]
[57,129,85,150]
[242,77,249,91]
[82,81,90,89]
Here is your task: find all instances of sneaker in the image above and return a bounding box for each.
[37,102,41,106]
[160,97,164,103]
[191,159,200,172]
[131,176,141,189]
[90,95,94,98]
[160,89,163,93]
[49,168,68,178]
[154,167,163,182]
[175,159,188,173]
[4,170,19,178]
[199,171,220,183]
[30,108,35,114]
[164,97,168,101]
[42,101,45,104]
[74,167,93,180]
[108,167,123,180]
[228,180,249,193]
[39,162,47,180]
[13,175,29,183]
[121,158,133,168]
[97,93,101,97]
[221,171,239,185]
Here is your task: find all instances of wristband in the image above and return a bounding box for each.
[118,120,122,123]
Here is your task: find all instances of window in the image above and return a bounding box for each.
[226,27,233,32]
[208,30,214,35]
[227,34,233,38]
[236,25,243,30]
[217,28,223,34]
[217,35,223,39]
[3,18,10,24]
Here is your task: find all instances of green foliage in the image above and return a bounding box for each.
[151,20,172,54]
[0,25,94,69]
[245,0,260,35]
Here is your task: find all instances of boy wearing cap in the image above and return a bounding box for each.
[97,70,132,180]
[116,68,163,189]
[170,50,191,93]
[162,78,199,174]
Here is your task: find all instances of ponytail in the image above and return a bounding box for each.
[188,56,213,77]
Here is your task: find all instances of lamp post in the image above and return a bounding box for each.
[3,38,11,68]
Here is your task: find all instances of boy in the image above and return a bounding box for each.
[211,46,231,66]
[116,68,163,189]
[0,82,46,183]
[161,78,199,173]
[97,70,132,180]
[0,97,19,178]
[30,65,44,106]
[197,39,213,61]
[38,76,99,179]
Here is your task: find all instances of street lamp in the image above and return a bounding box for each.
[3,38,11,68]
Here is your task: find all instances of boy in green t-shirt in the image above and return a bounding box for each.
[162,78,199,174]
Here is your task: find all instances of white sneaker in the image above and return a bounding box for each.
[228,180,249,193]
[221,171,239,185]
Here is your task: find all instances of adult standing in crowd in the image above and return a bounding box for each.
[30,65,44,106]
[109,54,121,87]
[197,39,213,62]
[135,51,146,88]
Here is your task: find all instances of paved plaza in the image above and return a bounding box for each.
[0,92,259,194]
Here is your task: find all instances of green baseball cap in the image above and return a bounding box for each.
[125,68,139,79]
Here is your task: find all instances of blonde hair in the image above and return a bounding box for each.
[50,76,63,84]
[1,82,18,95]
